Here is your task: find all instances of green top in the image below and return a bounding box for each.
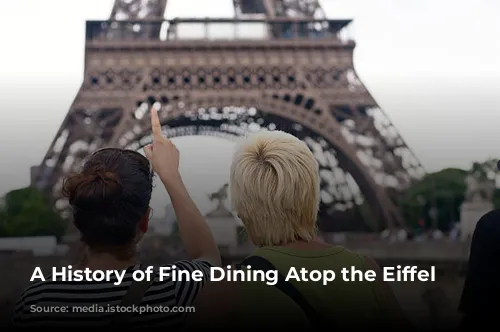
[235,246,390,329]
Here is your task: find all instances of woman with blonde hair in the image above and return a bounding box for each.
[188,130,409,330]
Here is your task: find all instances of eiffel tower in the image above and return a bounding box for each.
[33,0,425,232]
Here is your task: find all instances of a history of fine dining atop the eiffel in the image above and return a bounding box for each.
[30,264,436,286]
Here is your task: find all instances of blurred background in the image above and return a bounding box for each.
[0,0,499,328]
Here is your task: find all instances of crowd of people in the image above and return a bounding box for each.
[9,107,499,330]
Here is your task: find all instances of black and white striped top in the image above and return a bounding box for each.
[12,260,211,328]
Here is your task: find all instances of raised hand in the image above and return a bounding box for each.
[144,109,220,268]
[144,107,180,183]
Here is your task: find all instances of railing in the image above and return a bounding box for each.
[86,18,353,43]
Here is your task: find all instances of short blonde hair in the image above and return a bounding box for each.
[230,130,320,246]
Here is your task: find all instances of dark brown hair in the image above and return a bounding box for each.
[62,148,153,248]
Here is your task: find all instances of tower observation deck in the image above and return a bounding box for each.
[86,17,352,44]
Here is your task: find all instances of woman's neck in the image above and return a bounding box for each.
[83,250,137,271]
[274,237,331,250]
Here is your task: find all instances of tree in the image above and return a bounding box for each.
[399,159,500,231]
[0,187,66,239]
[470,158,498,181]
[399,168,467,231]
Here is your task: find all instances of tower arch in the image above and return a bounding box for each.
[34,0,425,233]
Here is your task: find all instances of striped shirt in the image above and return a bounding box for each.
[12,260,211,328]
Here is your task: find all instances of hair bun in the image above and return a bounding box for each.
[62,170,123,208]
[94,171,119,184]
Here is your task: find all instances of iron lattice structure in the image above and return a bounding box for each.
[33,0,425,232]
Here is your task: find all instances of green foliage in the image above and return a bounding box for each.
[399,168,467,231]
[399,159,500,231]
[0,187,66,239]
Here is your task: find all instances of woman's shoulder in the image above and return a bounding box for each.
[166,259,213,270]
[147,259,214,304]
[137,259,212,280]
[154,259,213,280]
[15,276,73,312]
[19,276,56,299]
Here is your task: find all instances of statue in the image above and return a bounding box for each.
[205,183,239,248]
[464,163,495,203]
[461,160,497,241]
[207,183,229,211]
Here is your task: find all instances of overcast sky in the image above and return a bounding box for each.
[0,0,499,216]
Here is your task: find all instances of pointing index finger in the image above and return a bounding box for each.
[150,107,162,140]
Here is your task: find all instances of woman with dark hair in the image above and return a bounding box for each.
[13,108,221,327]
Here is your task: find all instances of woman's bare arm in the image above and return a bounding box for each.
[145,107,221,267]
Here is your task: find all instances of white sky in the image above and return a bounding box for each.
[0,0,499,215]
